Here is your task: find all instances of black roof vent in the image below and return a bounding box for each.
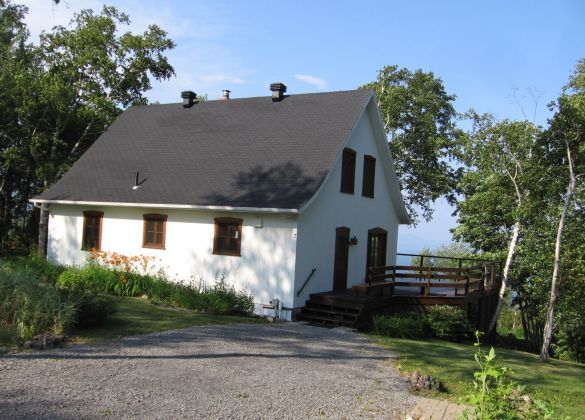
[181,91,197,108]
[270,83,287,102]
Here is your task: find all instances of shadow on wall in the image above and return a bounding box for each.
[204,162,325,209]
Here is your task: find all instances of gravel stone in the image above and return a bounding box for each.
[0,323,419,419]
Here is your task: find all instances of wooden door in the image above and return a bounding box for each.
[366,228,387,271]
[333,227,350,291]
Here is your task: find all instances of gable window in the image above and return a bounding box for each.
[82,211,103,251]
[143,214,167,249]
[366,228,387,269]
[340,148,356,194]
[213,217,243,256]
[362,155,376,198]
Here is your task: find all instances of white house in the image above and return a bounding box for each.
[31,84,410,320]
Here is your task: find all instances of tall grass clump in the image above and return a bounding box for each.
[0,267,77,340]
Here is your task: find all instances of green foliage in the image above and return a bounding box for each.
[0,1,176,253]
[361,65,461,223]
[0,266,78,340]
[372,313,429,338]
[57,264,255,316]
[465,332,553,419]
[373,307,473,341]
[426,306,472,340]
[0,254,64,285]
[73,292,118,328]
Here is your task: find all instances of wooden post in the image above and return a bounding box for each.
[490,264,495,290]
[425,266,432,296]
[465,270,470,295]
[455,259,462,296]
[479,263,485,293]
[419,255,425,295]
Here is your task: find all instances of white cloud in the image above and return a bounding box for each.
[294,74,328,90]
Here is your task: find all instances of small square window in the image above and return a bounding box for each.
[213,218,242,256]
[143,214,167,249]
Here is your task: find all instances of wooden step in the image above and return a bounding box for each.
[301,310,358,322]
[300,313,355,327]
[303,304,361,315]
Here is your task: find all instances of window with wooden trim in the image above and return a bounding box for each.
[143,214,167,249]
[213,218,243,256]
[366,227,387,269]
[362,155,376,198]
[340,148,356,194]
[82,211,103,251]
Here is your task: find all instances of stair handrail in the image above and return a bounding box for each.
[296,268,317,298]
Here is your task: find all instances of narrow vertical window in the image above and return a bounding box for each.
[362,155,376,198]
[82,211,103,251]
[366,228,387,269]
[340,148,356,194]
[143,214,167,249]
[213,217,243,256]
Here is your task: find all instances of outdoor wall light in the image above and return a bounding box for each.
[349,236,358,246]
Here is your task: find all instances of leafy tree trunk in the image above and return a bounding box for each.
[540,144,578,362]
[488,220,521,334]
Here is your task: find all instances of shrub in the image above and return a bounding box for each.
[0,254,64,285]
[73,292,118,328]
[57,262,255,316]
[0,267,78,340]
[426,305,472,340]
[372,313,428,338]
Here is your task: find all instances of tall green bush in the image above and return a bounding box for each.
[0,267,78,340]
[426,305,472,340]
[372,313,429,338]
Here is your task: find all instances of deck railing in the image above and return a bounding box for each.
[354,254,501,298]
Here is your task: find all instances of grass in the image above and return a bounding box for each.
[71,297,263,344]
[376,336,585,419]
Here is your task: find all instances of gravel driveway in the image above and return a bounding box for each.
[0,323,419,419]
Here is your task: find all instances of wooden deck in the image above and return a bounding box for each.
[300,256,502,331]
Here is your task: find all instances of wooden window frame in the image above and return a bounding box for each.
[340,148,356,194]
[142,213,167,250]
[366,227,388,270]
[81,211,104,251]
[362,155,376,198]
[213,217,243,257]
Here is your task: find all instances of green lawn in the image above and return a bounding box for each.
[377,337,585,419]
[71,297,263,344]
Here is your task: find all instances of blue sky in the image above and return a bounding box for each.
[21,0,585,252]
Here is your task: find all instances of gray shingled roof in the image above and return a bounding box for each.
[37,89,373,210]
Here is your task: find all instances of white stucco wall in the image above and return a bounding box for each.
[293,102,401,307]
[47,205,298,318]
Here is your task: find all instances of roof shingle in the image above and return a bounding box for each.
[37,89,373,210]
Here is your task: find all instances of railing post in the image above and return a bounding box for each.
[464,270,470,295]
[490,264,495,290]
[455,259,462,296]
[419,255,425,295]
[425,266,431,296]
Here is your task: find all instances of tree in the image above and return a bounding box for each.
[0,0,35,251]
[539,59,585,362]
[361,65,461,224]
[0,2,176,254]
[454,112,541,334]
